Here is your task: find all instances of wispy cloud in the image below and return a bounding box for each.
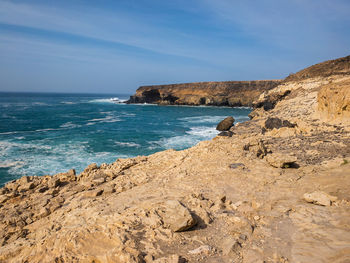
[201,0,350,55]
[0,0,349,93]
[0,0,215,60]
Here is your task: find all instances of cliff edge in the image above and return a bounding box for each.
[0,56,350,262]
[127,80,281,107]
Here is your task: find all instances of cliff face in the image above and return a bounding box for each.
[127,80,281,107]
[317,79,350,123]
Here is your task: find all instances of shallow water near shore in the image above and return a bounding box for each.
[0,92,251,186]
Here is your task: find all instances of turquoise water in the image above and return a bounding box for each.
[0,92,251,186]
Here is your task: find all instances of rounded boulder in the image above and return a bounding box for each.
[216,116,235,131]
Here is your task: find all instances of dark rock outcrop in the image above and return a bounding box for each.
[253,90,291,111]
[127,80,282,107]
[216,117,235,131]
[264,117,296,130]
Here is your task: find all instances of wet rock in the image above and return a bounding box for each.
[265,153,297,168]
[303,191,338,206]
[216,117,235,131]
[159,200,197,232]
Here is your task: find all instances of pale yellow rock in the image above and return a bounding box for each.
[188,245,212,255]
[303,191,338,206]
[265,153,297,168]
[159,200,197,232]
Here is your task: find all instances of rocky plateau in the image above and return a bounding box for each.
[0,55,350,262]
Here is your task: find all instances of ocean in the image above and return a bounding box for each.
[0,92,251,186]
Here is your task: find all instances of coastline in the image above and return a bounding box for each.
[127,80,281,107]
[1,56,350,262]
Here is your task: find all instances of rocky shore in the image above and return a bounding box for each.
[127,80,281,107]
[1,55,350,262]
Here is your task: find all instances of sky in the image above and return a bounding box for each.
[0,0,349,94]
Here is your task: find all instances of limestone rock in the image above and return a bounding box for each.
[265,153,297,168]
[221,237,241,255]
[218,131,234,137]
[159,200,197,232]
[0,195,8,204]
[188,245,212,255]
[84,163,98,172]
[303,191,338,206]
[216,117,235,131]
[318,79,350,123]
[244,138,270,158]
[153,255,186,263]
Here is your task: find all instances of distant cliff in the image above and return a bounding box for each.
[127,80,282,107]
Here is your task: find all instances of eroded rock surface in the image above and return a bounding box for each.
[1,55,350,262]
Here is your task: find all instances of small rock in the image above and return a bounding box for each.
[154,254,186,263]
[251,200,261,209]
[218,131,234,137]
[0,195,8,204]
[25,217,33,225]
[67,169,76,176]
[188,245,212,255]
[303,191,337,206]
[221,237,241,255]
[38,207,50,219]
[216,117,235,131]
[229,163,245,169]
[264,117,296,130]
[84,189,104,198]
[265,153,297,168]
[159,200,197,232]
[218,195,226,203]
[48,178,61,188]
[84,163,98,172]
[244,139,269,158]
[102,184,116,194]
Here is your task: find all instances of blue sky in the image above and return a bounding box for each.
[0,0,349,94]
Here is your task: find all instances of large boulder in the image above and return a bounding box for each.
[265,153,297,168]
[216,117,235,131]
[158,200,197,232]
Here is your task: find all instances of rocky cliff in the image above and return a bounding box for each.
[1,56,350,262]
[127,80,281,107]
